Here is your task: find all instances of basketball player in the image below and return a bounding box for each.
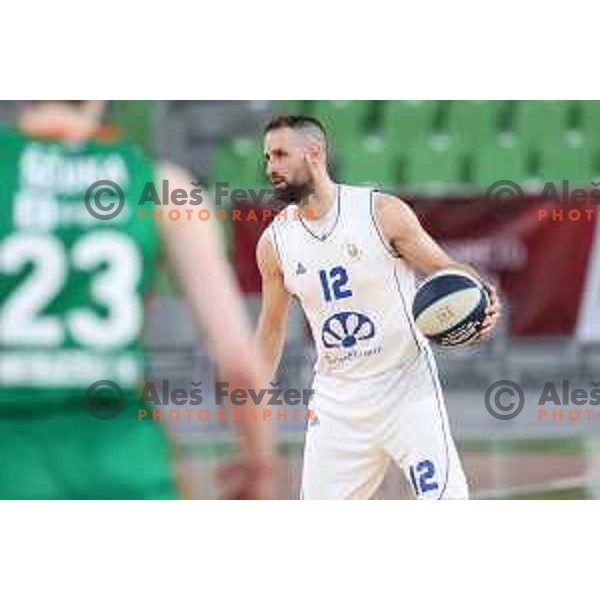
[0,100,276,499]
[255,115,501,499]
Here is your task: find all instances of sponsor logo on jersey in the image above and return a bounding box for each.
[321,311,376,349]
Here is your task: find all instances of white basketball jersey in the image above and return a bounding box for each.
[268,184,426,380]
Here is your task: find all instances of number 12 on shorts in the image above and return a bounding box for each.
[409,459,439,496]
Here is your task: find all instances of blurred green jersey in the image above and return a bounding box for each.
[0,125,176,499]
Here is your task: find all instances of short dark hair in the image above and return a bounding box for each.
[264,114,328,156]
[264,114,326,135]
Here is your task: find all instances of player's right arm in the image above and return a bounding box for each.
[255,229,291,382]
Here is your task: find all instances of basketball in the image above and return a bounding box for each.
[412,269,489,347]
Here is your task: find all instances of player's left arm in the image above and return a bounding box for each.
[374,192,501,339]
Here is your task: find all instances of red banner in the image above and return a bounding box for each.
[411,196,596,336]
[231,196,599,336]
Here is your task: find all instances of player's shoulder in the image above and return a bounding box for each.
[337,183,409,221]
[263,206,296,238]
[258,220,279,253]
[372,189,413,216]
[339,182,375,199]
[339,183,399,209]
[366,189,419,248]
[371,190,423,255]
[256,224,283,274]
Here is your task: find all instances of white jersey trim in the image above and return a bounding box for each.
[369,189,400,259]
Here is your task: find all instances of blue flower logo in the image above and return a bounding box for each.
[321,311,376,349]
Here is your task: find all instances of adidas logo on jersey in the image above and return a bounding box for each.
[296,262,307,275]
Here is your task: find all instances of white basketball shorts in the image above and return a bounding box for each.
[300,349,468,500]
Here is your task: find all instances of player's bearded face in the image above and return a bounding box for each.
[271,166,312,205]
[265,130,314,205]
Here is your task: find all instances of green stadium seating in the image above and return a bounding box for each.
[512,100,570,150]
[446,100,503,150]
[310,100,373,150]
[404,138,464,188]
[208,102,600,195]
[578,101,600,146]
[339,136,399,189]
[211,137,266,192]
[471,139,530,188]
[381,101,439,159]
[539,142,598,185]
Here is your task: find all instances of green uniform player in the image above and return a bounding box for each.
[0,101,276,499]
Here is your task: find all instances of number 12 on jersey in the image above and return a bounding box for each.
[319,266,352,302]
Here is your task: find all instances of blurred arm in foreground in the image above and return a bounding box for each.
[158,164,277,499]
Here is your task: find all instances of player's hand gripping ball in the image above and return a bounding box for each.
[412,269,489,347]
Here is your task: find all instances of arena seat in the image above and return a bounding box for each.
[512,100,571,151]
[404,138,464,189]
[578,101,600,150]
[381,100,439,159]
[539,142,598,184]
[339,135,399,189]
[209,101,600,193]
[445,100,503,150]
[472,139,530,187]
[310,100,373,149]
